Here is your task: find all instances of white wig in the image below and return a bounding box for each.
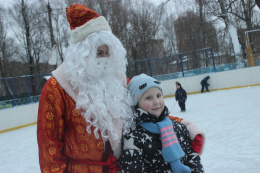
[64,31,134,141]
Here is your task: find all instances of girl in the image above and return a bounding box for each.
[120,73,204,173]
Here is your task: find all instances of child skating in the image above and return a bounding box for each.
[175,81,187,112]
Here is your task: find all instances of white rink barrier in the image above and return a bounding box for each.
[1,66,260,133]
[0,103,38,133]
[161,66,260,97]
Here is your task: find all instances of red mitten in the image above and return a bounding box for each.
[169,117,205,154]
[191,134,203,154]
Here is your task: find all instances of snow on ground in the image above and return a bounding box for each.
[0,86,260,173]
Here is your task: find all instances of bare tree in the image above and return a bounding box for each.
[228,0,257,31]
[227,0,260,60]
[0,8,17,96]
[196,0,207,49]
[162,14,177,55]
[4,0,259,81]
[202,0,260,66]
[8,0,50,95]
[124,0,164,60]
[174,10,218,70]
[46,1,69,67]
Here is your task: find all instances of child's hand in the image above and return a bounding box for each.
[191,134,203,154]
[180,119,205,155]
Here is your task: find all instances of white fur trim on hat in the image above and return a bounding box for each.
[70,16,112,44]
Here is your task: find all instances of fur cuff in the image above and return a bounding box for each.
[52,63,79,102]
[181,119,205,141]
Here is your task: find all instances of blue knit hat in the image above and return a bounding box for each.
[127,73,162,106]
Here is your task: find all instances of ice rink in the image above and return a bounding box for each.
[1,86,260,173]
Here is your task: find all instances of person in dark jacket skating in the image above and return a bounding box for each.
[200,76,210,93]
[120,73,204,173]
[175,81,187,112]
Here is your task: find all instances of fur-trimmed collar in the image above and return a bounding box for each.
[52,63,79,102]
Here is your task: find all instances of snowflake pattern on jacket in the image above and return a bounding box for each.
[119,106,204,173]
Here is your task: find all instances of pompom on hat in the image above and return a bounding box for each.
[127,73,162,106]
[66,4,112,44]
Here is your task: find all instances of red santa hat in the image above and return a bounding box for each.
[66,4,112,44]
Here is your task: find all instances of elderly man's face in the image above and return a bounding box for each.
[97,45,109,58]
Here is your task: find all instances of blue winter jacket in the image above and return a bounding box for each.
[200,76,210,86]
[175,87,187,103]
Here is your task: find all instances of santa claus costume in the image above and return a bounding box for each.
[37,4,133,173]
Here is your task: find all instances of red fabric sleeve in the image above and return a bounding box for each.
[168,115,183,123]
[37,77,67,172]
[191,134,203,154]
[126,77,131,85]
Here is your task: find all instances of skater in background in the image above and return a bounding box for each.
[200,76,210,93]
[175,81,187,112]
[120,73,204,173]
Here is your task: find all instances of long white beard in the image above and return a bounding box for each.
[81,57,113,79]
[73,57,133,142]
[64,31,134,148]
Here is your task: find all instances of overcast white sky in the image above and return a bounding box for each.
[0,0,193,13]
[0,0,14,8]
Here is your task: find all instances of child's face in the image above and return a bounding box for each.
[138,87,165,117]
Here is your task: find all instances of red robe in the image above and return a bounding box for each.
[37,76,105,173]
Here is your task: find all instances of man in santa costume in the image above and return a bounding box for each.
[37,4,133,173]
